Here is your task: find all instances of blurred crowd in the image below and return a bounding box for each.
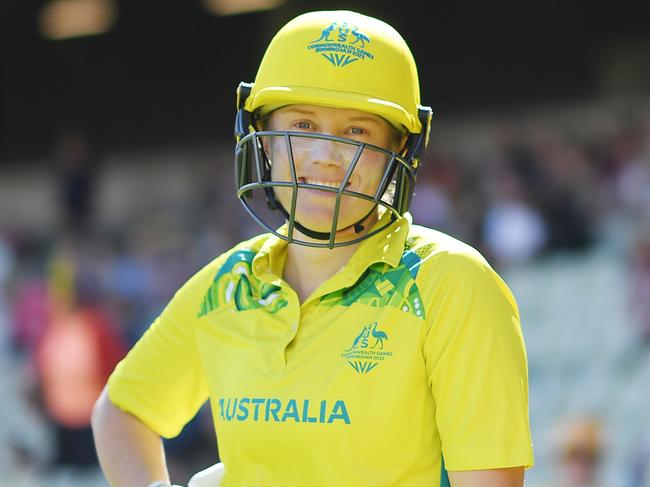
[0,94,649,486]
[411,99,650,270]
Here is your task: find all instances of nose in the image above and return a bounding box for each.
[303,137,358,168]
[307,138,344,167]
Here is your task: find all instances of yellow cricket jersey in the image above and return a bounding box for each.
[107,211,534,486]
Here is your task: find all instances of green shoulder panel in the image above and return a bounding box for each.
[320,244,426,320]
[197,249,287,317]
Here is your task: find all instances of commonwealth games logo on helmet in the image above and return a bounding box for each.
[234,10,433,248]
[307,21,374,67]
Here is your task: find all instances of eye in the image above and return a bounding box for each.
[293,120,312,130]
[348,126,368,136]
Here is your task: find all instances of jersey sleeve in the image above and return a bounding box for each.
[106,259,217,439]
[423,250,534,471]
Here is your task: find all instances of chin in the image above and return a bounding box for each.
[277,191,375,233]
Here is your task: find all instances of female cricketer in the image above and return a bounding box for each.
[92,9,534,487]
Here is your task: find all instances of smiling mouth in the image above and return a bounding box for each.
[299,177,351,188]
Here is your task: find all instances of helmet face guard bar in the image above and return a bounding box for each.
[235,129,415,248]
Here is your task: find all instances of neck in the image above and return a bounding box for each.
[283,211,378,301]
[284,241,359,302]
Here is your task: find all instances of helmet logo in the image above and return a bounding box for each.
[307,22,374,67]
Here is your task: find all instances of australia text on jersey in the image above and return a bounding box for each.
[218,397,351,424]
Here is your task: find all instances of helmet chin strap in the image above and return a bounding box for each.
[265,186,377,241]
[281,202,378,242]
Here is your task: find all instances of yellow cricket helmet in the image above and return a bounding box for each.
[244,10,428,135]
[234,10,433,248]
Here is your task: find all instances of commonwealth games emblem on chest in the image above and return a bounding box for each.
[341,321,393,374]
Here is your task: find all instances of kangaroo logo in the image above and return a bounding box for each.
[307,20,374,68]
[344,324,368,351]
[311,22,337,43]
[342,322,392,374]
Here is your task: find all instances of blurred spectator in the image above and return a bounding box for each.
[11,275,51,356]
[9,236,52,359]
[35,245,126,469]
[410,151,460,235]
[410,179,453,233]
[550,415,605,487]
[522,126,596,254]
[481,166,548,267]
[53,127,97,235]
[616,157,650,223]
[103,230,158,345]
[540,186,595,254]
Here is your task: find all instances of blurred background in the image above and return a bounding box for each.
[1,0,650,486]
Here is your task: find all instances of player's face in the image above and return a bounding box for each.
[263,104,402,235]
